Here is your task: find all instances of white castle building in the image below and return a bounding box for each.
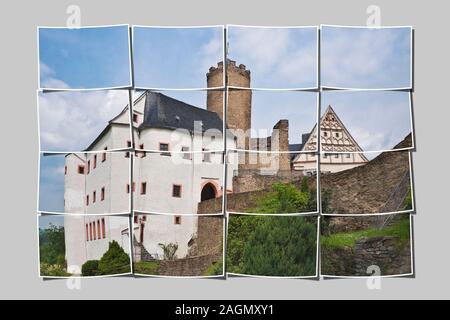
[64,90,237,269]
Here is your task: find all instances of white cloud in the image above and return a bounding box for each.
[39,87,129,151]
[322,29,405,87]
[228,28,317,88]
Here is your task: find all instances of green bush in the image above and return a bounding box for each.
[158,243,178,260]
[249,183,309,214]
[40,263,71,277]
[98,241,131,275]
[81,260,100,276]
[203,260,223,276]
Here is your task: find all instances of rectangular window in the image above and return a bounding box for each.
[102,147,107,162]
[86,195,89,206]
[126,183,136,194]
[89,223,93,241]
[202,149,211,162]
[78,165,85,175]
[174,216,182,225]
[86,224,89,241]
[64,166,67,175]
[172,184,182,198]
[93,155,97,169]
[140,144,146,158]
[133,113,138,123]
[93,221,97,240]
[93,191,96,203]
[182,146,191,160]
[125,141,132,158]
[141,182,147,195]
[87,161,90,174]
[97,221,101,241]
[101,218,106,239]
[101,187,105,201]
[159,143,170,156]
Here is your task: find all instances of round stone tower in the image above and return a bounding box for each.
[206,60,252,137]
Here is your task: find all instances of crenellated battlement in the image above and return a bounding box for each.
[207,59,251,79]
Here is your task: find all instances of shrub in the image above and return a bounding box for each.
[98,241,131,275]
[203,260,223,276]
[158,243,178,260]
[40,263,71,277]
[81,260,100,276]
[250,183,309,214]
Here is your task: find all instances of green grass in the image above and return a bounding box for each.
[134,261,159,275]
[321,216,410,250]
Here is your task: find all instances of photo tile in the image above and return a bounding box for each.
[131,90,225,152]
[227,214,318,278]
[320,91,414,153]
[227,26,318,89]
[226,150,318,215]
[38,214,132,278]
[133,213,224,278]
[38,25,132,90]
[133,26,224,89]
[38,152,131,215]
[320,213,413,278]
[320,150,414,215]
[226,89,318,152]
[133,149,226,215]
[38,90,132,152]
[321,25,413,90]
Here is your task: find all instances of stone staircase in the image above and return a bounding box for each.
[133,235,156,262]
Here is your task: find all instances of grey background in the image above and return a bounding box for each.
[0,0,447,299]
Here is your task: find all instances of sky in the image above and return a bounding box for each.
[133,27,224,89]
[227,26,318,89]
[39,154,65,213]
[250,91,317,144]
[321,91,412,152]
[39,25,131,89]
[39,90,129,152]
[39,215,64,229]
[321,26,412,89]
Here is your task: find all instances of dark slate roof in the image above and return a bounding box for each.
[288,143,303,152]
[139,92,224,133]
[289,143,303,160]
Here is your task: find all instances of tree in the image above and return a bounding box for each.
[98,241,131,275]
[240,216,317,276]
[39,224,65,266]
[227,182,317,276]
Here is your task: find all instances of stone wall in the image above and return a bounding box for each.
[354,236,411,276]
[320,135,412,214]
[158,253,222,277]
[155,216,224,277]
[322,236,411,276]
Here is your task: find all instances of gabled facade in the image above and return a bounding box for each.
[292,105,368,173]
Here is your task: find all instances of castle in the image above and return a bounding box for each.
[63,60,367,270]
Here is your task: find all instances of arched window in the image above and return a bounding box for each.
[201,183,217,202]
